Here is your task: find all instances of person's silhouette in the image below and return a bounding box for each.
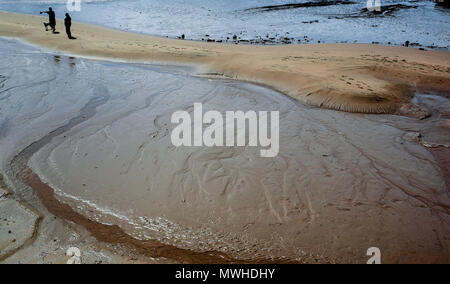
[40,7,56,33]
[64,13,76,39]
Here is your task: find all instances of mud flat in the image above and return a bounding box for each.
[0,39,171,264]
[0,38,448,263]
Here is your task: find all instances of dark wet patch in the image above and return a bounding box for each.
[0,74,6,88]
[359,4,419,17]
[330,4,418,19]
[244,1,356,12]
[435,0,450,8]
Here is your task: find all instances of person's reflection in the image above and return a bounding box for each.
[53,55,61,64]
[53,55,77,71]
[69,57,76,69]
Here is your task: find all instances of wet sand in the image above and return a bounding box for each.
[0,38,449,263]
[10,92,244,264]
[0,11,449,115]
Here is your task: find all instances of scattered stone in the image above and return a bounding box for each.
[302,20,319,24]
[404,132,422,143]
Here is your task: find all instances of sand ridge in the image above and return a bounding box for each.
[0,10,449,114]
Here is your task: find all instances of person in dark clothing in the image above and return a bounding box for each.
[64,13,76,39]
[40,7,56,33]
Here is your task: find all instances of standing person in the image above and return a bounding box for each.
[64,13,76,39]
[40,7,56,33]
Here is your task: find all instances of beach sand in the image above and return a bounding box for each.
[0,11,449,115]
[0,11,449,264]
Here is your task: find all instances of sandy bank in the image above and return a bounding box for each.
[1,10,449,114]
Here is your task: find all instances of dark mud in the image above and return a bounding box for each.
[245,1,356,13]
[330,4,419,19]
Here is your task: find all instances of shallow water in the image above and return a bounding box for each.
[0,0,449,48]
[1,38,448,262]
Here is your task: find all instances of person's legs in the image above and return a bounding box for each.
[43,22,49,31]
[66,27,72,38]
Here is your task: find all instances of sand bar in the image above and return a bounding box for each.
[0,10,449,114]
